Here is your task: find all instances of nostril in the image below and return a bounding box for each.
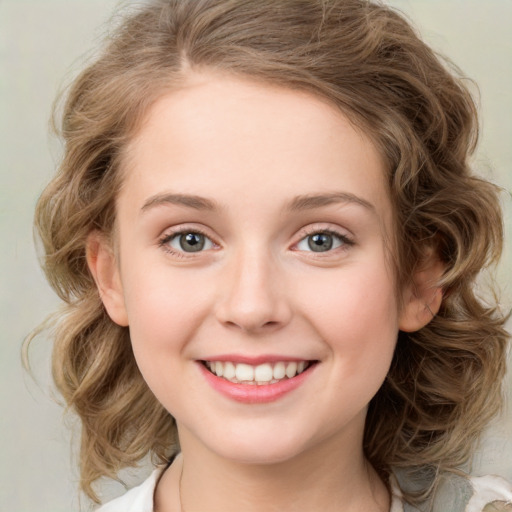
[224,318,284,333]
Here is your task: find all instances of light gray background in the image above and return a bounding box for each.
[1,1,511,511]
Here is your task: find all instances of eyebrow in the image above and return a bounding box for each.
[286,192,376,213]
[140,191,375,215]
[141,193,219,213]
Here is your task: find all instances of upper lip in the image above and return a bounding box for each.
[198,354,314,365]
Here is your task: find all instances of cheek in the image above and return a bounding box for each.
[302,260,398,328]
[298,260,399,375]
[119,258,210,364]
[120,266,212,409]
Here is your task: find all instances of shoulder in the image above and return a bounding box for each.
[95,467,164,512]
[393,471,512,512]
[432,473,512,512]
[464,474,512,512]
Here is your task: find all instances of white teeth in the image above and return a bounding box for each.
[273,362,286,379]
[223,361,236,380]
[235,363,254,382]
[285,362,297,378]
[254,363,273,382]
[206,360,311,384]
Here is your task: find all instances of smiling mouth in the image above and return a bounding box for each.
[202,360,316,385]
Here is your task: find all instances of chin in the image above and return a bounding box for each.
[200,424,318,466]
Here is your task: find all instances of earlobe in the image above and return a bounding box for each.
[86,231,129,327]
[398,253,444,333]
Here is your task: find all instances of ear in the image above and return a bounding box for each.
[399,249,444,333]
[86,231,129,327]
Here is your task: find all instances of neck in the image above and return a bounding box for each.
[155,426,389,512]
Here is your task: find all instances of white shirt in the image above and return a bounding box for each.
[97,467,512,512]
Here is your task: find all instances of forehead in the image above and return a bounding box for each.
[120,71,392,230]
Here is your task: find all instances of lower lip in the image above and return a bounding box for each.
[198,362,316,404]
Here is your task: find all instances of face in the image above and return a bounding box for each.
[93,72,416,466]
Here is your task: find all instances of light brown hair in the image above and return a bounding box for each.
[31,0,509,504]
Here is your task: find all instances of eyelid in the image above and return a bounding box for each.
[291,224,355,252]
[156,222,354,258]
[158,224,220,257]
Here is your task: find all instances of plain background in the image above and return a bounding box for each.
[1,1,511,510]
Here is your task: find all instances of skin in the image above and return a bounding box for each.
[88,71,442,511]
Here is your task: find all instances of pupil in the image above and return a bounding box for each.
[308,233,333,252]
[181,233,205,252]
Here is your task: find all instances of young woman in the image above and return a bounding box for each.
[32,0,512,510]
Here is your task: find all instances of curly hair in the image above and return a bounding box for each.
[30,0,509,504]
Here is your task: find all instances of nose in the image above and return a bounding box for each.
[215,247,292,333]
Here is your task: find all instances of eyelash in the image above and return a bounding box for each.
[295,227,355,254]
[158,227,216,259]
[157,226,354,258]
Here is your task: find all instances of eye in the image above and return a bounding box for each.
[162,231,215,253]
[295,231,350,253]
